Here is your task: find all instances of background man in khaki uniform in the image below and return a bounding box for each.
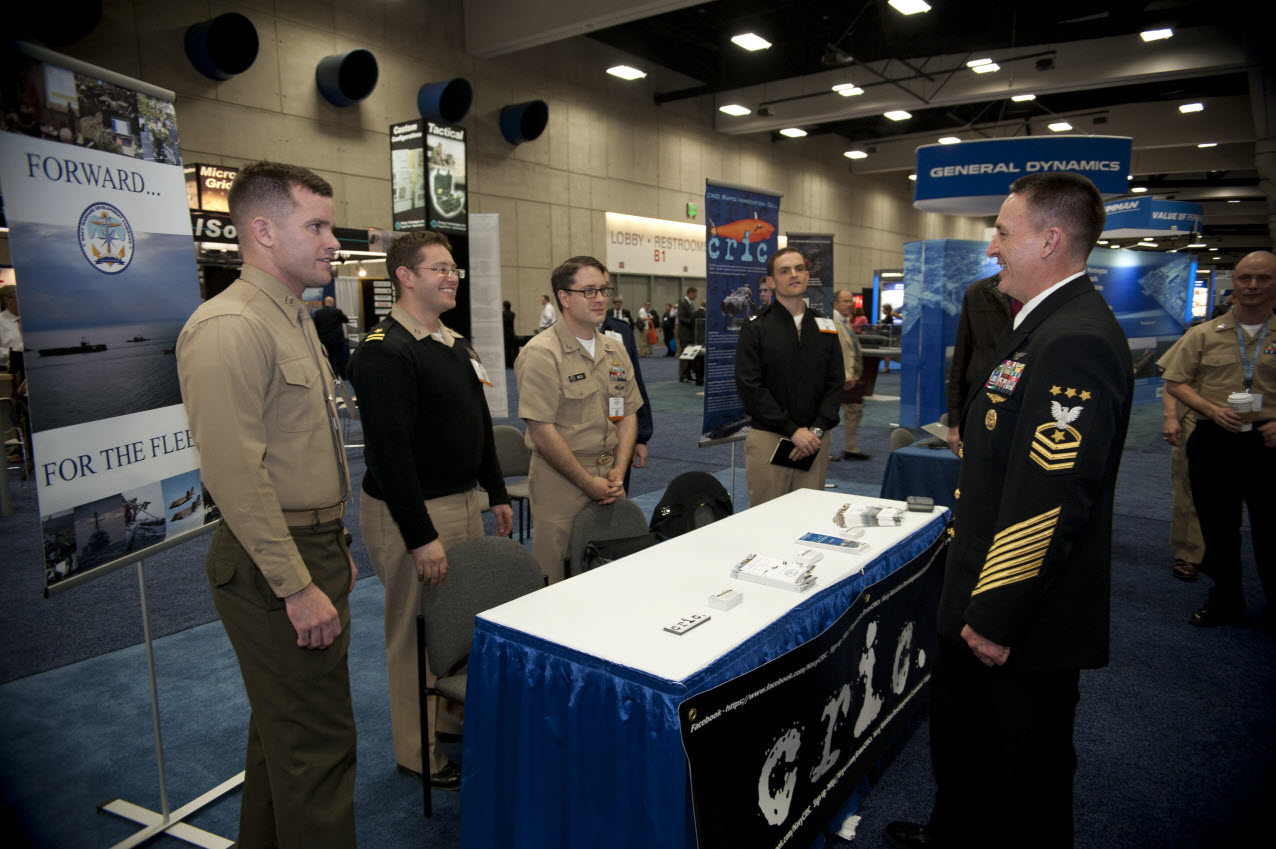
[514,256,642,583]
[176,162,358,848]
[1161,250,1276,628]
[831,288,869,461]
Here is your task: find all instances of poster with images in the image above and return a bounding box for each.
[783,234,833,316]
[426,121,467,235]
[700,180,781,445]
[1,50,211,589]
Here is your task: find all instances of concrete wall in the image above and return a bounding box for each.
[57,0,990,334]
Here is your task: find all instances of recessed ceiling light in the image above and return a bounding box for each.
[884,110,912,121]
[938,137,961,145]
[1187,243,1207,248]
[1197,142,1217,148]
[1142,237,1155,241]
[967,58,993,67]
[1227,199,1240,203]
[1135,242,1159,248]
[908,173,916,181]
[844,150,868,159]
[1011,94,1036,102]
[967,59,1000,74]
[833,83,864,97]
[1179,102,1204,113]
[1048,121,1072,132]
[606,65,646,80]
[719,104,751,116]
[888,0,932,14]
[779,127,807,138]
[1131,187,1148,193]
[1141,28,1173,41]
[731,33,771,51]
[1097,240,1109,245]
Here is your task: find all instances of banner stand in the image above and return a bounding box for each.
[97,555,240,849]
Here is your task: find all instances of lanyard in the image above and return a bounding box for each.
[1235,318,1270,389]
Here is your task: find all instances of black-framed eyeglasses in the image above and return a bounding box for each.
[561,285,613,299]
[412,264,466,279]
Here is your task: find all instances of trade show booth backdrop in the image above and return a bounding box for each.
[897,239,1196,427]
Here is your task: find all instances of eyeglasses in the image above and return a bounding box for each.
[413,264,466,279]
[561,285,613,299]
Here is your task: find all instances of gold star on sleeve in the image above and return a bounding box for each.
[1050,385,1062,395]
[1079,390,1092,401]
[1064,387,1077,398]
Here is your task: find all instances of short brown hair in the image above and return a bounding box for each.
[1009,172,1105,261]
[385,231,452,299]
[551,256,607,312]
[227,161,332,236]
[767,247,804,277]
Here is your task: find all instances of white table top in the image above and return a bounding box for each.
[479,489,948,683]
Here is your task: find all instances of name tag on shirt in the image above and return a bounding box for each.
[604,330,623,343]
[815,317,837,334]
[608,396,624,421]
[470,358,493,387]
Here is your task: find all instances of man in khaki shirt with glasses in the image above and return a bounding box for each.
[176,161,358,849]
[515,256,642,583]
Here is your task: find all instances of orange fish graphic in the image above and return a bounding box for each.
[709,217,775,243]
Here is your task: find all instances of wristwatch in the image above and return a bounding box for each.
[810,427,824,438]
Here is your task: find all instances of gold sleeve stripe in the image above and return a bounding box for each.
[972,507,1060,596]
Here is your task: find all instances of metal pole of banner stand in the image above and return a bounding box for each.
[97,560,241,849]
[730,442,737,508]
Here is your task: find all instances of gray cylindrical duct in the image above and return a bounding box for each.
[316,49,379,107]
[499,100,548,145]
[185,13,259,81]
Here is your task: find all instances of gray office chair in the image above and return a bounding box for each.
[564,497,652,579]
[415,535,543,818]
[889,427,918,452]
[491,424,532,541]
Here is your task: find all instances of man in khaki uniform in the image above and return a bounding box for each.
[177,162,358,848]
[1160,250,1276,628]
[515,256,643,583]
[1157,342,1204,581]
[831,288,869,460]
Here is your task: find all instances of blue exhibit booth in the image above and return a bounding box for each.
[898,239,1197,427]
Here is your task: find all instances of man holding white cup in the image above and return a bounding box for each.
[1161,250,1276,628]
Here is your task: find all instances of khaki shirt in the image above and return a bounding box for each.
[176,265,349,597]
[514,318,643,458]
[834,311,862,383]
[1158,310,1276,423]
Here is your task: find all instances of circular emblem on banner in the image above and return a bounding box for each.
[78,202,135,274]
[985,409,997,431]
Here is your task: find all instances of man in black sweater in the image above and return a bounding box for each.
[346,230,512,791]
[312,295,350,378]
[734,246,844,506]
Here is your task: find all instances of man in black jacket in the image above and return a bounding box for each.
[346,230,513,791]
[945,275,1013,454]
[677,287,698,381]
[734,246,844,506]
[885,172,1132,849]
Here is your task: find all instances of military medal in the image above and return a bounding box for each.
[985,409,997,430]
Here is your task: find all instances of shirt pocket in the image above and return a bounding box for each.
[276,356,325,433]
[560,380,599,425]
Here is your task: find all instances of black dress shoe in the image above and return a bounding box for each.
[1190,603,1243,627]
[430,760,462,790]
[884,821,940,849]
[844,451,871,460]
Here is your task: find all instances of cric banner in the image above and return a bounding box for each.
[0,45,210,590]
[680,531,948,849]
[700,179,781,446]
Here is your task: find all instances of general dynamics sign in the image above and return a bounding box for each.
[914,136,1133,215]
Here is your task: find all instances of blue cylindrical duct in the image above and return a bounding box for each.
[499,100,549,145]
[417,78,473,125]
[315,49,379,107]
[185,13,259,81]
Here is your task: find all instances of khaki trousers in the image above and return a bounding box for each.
[841,402,864,454]
[360,488,481,775]
[529,452,613,583]
[744,427,832,508]
[1170,413,1204,564]
[207,521,356,849]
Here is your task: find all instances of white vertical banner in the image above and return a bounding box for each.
[469,213,507,418]
[0,47,209,590]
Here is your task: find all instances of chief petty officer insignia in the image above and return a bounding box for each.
[1030,398,1087,471]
